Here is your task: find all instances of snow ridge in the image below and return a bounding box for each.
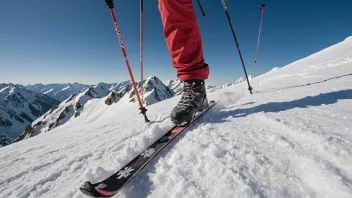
[139,76,175,105]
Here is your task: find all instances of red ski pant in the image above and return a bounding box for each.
[158,0,209,81]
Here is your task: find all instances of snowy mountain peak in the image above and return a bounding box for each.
[129,76,175,105]
[0,84,59,146]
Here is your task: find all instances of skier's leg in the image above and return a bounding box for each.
[158,0,209,124]
[158,0,209,81]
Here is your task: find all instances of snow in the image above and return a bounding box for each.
[1,37,352,198]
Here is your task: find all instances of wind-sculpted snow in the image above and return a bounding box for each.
[1,36,352,197]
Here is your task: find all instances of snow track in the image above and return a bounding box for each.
[1,37,352,197]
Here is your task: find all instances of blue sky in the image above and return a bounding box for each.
[1,0,352,85]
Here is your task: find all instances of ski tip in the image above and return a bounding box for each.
[79,181,100,197]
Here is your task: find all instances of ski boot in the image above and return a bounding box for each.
[171,79,208,125]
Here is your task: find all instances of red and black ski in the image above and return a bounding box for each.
[80,100,216,197]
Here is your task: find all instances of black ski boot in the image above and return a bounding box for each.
[171,80,208,125]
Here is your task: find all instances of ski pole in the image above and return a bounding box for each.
[220,0,253,94]
[197,0,206,16]
[254,4,265,78]
[140,0,144,101]
[104,0,150,122]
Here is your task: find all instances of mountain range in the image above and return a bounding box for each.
[0,84,59,146]
[13,76,175,144]
[25,83,91,102]
[2,75,251,147]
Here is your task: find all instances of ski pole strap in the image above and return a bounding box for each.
[105,0,114,9]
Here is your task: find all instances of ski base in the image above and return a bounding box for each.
[80,100,216,197]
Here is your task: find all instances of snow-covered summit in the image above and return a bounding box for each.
[129,76,175,106]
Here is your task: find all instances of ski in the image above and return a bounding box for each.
[80,100,216,197]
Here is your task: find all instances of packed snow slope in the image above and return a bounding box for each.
[1,37,352,198]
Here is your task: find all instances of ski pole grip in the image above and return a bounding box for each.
[105,0,114,9]
[260,4,265,9]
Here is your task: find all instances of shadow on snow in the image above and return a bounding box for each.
[212,89,352,123]
[256,73,352,94]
